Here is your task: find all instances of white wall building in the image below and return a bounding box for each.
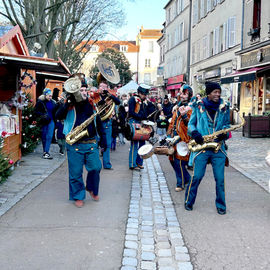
[80,40,138,83]
[136,27,162,87]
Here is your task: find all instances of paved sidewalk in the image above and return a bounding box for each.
[227,131,270,193]
[121,156,192,270]
[0,143,65,217]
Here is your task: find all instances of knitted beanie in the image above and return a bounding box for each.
[205,81,221,95]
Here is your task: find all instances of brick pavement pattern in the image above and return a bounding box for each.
[227,131,270,193]
[121,155,193,270]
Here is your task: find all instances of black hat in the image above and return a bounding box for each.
[164,95,169,100]
[205,81,221,95]
[137,84,150,95]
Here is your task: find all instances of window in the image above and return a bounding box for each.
[228,16,236,48]
[213,27,220,54]
[177,0,183,13]
[200,0,206,18]
[202,35,208,59]
[193,0,198,25]
[167,34,170,50]
[196,40,200,62]
[148,41,153,52]
[213,0,217,7]
[220,24,224,51]
[144,73,151,84]
[253,0,261,30]
[168,8,171,23]
[120,45,128,52]
[192,43,195,64]
[206,0,212,12]
[179,22,184,42]
[209,31,213,56]
[145,59,151,68]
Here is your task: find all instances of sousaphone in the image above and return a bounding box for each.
[97,58,120,84]
[95,58,120,121]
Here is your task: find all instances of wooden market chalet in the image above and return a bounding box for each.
[0,25,70,164]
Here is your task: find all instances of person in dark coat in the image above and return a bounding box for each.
[35,88,57,159]
[162,95,173,120]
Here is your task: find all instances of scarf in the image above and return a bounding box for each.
[202,97,221,120]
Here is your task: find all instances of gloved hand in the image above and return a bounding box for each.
[66,93,76,106]
[191,130,204,145]
[215,133,228,142]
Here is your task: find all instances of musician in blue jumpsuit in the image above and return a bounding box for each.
[128,84,151,170]
[56,77,107,208]
[185,81,230,215]
[97,74,120,170]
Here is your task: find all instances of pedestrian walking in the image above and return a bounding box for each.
[185,81,230,215]
[35,88,57,159]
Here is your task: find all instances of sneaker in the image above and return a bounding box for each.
[42,153,53,159]
[217,208,226,215]
[59,151,64,156]
[175,187,184,192]
[184,203,193,211]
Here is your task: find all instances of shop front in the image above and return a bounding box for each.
[221,44,270,116]
[0,25,70,164]
[166,74,185,97]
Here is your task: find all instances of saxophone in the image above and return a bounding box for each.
[66,99,113,145]
[188,109,245,152]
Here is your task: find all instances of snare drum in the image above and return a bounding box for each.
[138,144,154,159]
[126,122,153,141]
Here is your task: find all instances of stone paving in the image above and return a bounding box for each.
[0,143,65,217]
[121,156,192,270]
[227,131,270,193]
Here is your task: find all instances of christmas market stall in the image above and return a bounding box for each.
[0,25,70,172]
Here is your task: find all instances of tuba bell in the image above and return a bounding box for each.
[64,75,84,102]
[94,58,120,121]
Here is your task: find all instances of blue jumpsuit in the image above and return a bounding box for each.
[185,98,230,211]
[56,99,106,201]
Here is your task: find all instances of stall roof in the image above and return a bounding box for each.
[0,52,70,75]
[220,65,270,84]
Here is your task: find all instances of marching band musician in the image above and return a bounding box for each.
[185,81,230,215]
[167,85,193,192]
[55,76,107,208]
[96,72,120,170]
[128,84,151,171]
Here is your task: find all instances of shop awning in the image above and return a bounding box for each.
[36,71,69,81]
[167,83,182,90]
[0,52,70,75]
[220,65,270,84]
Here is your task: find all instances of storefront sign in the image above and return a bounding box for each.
[167,74,185,85]
[204,68,221,79]
[241,47,270,69]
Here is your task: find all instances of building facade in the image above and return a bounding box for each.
[136,27,162,88]
[163,0,191,97]
[80,40,139,83]
[221,0,270,116]
[190,0,242,106]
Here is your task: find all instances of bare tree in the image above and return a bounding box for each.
[0,0,126,72]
